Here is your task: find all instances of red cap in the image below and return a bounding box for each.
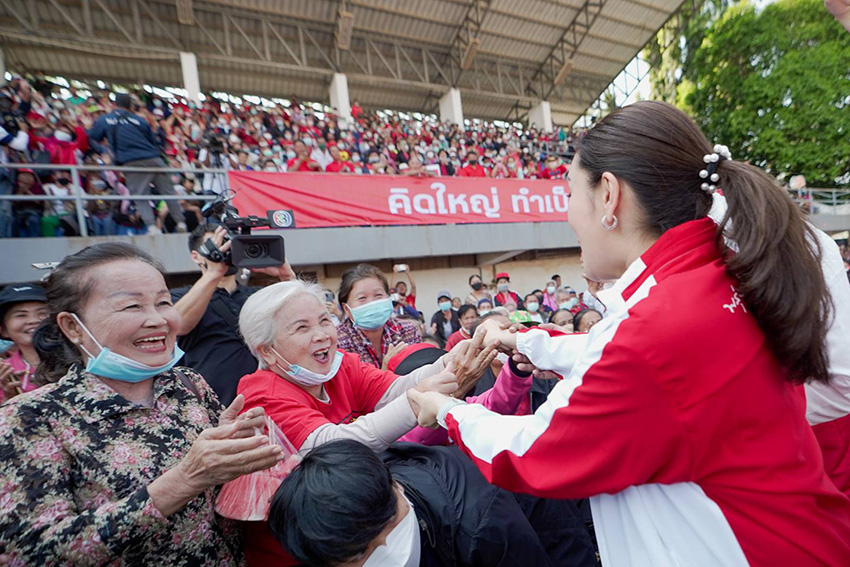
[495,272,510,280]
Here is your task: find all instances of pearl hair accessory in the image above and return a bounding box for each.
[698,144,732,193]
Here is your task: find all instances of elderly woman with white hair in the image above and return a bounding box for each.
[235,280,496,566]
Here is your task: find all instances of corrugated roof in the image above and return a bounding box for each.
[0,0,685,124]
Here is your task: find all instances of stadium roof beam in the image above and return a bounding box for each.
[526,0,607,102]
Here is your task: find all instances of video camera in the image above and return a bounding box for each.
[199,191,292,269]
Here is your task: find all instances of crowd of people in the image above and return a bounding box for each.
[0,72,580,237]
[1,98,849,567]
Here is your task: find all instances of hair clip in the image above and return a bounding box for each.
[698,144,732,193]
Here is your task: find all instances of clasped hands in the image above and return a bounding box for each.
[408,319,564,429]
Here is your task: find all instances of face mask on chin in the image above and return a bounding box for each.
[71,314,183,383]
[271,346,343,388]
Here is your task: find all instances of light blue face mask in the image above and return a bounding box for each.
[72,314,183,383]
[0,339,14,354]
[439,301,452,312]
[271,346,343,388]
[347,298,393,330]
[559,298,578,310]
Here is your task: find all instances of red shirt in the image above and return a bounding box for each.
[238,351,399,567]
[286,156,317,172]
[445,328,470,351]
[458,163,487,177]
[324,160,354,173]
[404,293,417,310]
[541,164,569,180]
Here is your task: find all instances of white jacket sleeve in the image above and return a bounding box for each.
[515,329,590,376]
[373,355,447,410]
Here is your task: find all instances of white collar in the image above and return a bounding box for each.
[596,255,649,316]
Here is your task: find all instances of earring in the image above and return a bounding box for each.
[601,214,618,230]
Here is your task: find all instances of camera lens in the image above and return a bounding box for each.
[244,242,268,259]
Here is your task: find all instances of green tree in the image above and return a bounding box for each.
[644,0,732,106]
[685,0,850,186]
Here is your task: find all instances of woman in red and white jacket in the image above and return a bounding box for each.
[409,101,850,567]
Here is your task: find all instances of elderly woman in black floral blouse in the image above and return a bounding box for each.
[0,243,284,566]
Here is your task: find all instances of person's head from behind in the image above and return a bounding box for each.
[458,304,478,334]
[549,308,574,330]
[269,440,413,567]
[0,284,49,351]
[338,264,392,331]
[34,243,178,384]
[240,280,337,382]
[572,100,829,383]
[573,309,602,333]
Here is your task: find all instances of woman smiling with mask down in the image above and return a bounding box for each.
[0,243,283,566]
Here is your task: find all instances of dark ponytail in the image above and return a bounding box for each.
[33,242,165,385]
[716,161,831,384]
[577,100,831,384]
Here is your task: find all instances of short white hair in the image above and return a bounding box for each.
[239,280,327,369]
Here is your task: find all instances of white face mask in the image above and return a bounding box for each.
[271,346,342,388]
[363,494,421,567]
[54,130,73,142]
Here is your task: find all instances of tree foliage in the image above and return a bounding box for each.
[684,0,850,186]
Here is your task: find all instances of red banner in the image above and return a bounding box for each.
[229,172,570,229]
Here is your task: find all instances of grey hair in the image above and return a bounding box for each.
[239,280,328,369]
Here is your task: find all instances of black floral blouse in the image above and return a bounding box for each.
[0,365,245,566]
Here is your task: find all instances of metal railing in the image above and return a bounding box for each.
[0,162,848,239]
[0,163,225,237]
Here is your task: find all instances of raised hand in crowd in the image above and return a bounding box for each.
[413,370,459,397]
[249,259,297,282]
[0,361,24,401]
[826,0,850,31]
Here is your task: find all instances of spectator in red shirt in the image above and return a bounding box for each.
[541,155,568,180]
[445,304,479,350]
[285,139,321,172]
[458,150,487,177]
[236,279,462,567]
[391,265,417,310]
[323,145,353,173]
[493,272,524,309]
[350,100,363,121]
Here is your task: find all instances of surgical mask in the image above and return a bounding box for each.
[497,283,509,292]
[0,338,13,354]
[272,346,343,388]
[286,150,297,159]
[547,285,556,295]
[264,166,278,172]
[479,309,491,317]
[559,298,578,310]
[526,302,539,313]
[390,293,401,303]
[439,301,451,312]
[471,282,482,291]
[54,130,73,142]
[263,149,273,157]
[348,298,393,330]
[71,314,183,383]
[364,495,420,567]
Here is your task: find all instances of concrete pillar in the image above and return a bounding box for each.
[329,72,351,128]
[179,52,201,104]
[439,88,464,128]
[528,100,552,132]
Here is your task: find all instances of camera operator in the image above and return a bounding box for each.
[171,224,295,405]
[87,93,187,235]
[0,90,29,238]
[198,135,236,194]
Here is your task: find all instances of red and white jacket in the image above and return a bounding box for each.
[443,218,850,567]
